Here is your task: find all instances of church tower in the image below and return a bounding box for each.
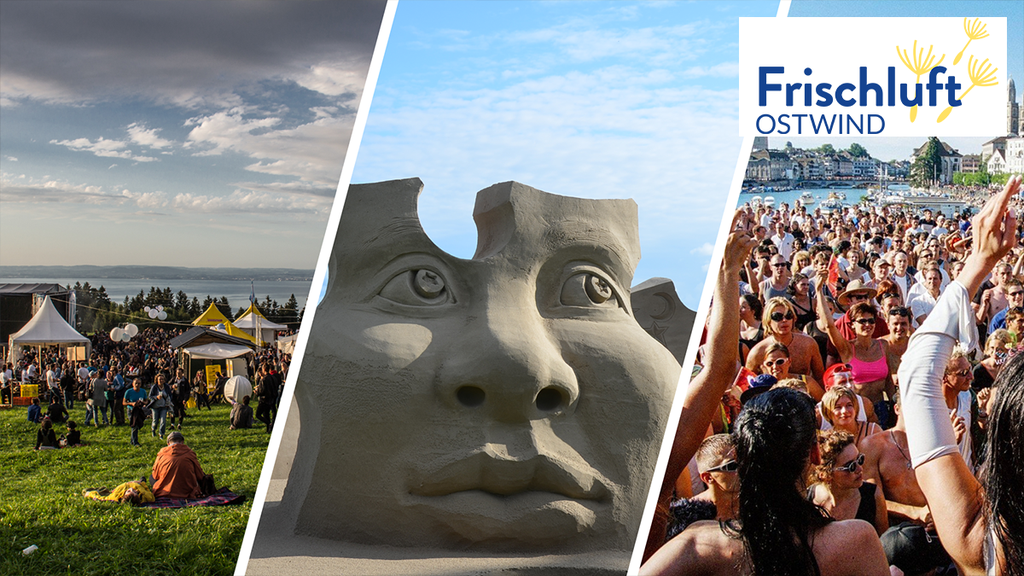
[1009,77,1020,136]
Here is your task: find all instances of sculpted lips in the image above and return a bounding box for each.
[408,446,611,502]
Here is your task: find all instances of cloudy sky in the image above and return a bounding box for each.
[0,1,385,269]
[351,1,779,307]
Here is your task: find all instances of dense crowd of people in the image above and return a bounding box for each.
[643,176,1023,575]
[3,325,290,502]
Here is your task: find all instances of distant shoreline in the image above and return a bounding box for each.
[0,265,314,282]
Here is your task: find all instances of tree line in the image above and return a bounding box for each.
[68,282,302,334]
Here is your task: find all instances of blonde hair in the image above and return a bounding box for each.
[820,386,858,425]
[762,297,797,338]
[695,434,735,473]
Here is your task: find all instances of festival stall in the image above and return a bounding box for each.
[170,326,256,395]
[232,303,287,346]
[6,295,91,365]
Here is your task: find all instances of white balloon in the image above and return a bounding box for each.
[125,324,139,337]
[121,331,131,342]
[223,376,253,404]
[157,311,168,320]
[109,327,123,340]
[148,309,159,319]
[157,305,164,311]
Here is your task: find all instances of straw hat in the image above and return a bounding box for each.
[837,279,877,307]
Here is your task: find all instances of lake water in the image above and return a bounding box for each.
[736,184,912,211]
[0,277,312,312]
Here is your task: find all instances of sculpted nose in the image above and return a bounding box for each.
[438,304,579,422]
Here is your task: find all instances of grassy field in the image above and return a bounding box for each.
[0,400,270,576]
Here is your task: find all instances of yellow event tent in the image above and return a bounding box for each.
[191,303,257,345]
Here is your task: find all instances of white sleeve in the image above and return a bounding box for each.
[896,281,978,468]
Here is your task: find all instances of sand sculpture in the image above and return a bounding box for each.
[280,178,681,555]
[630,277,696,366]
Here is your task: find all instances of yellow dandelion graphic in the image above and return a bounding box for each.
[897,40,945,122]
[954,18,989,65]
[937,54,998,123]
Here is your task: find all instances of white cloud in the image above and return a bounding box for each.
[127,123,173,149]
[5,156,17,162]
[680,62,739,78]
[186,109,354,186]
[50,136,157,163]
[170,189,327,214]
[690,243,715,256]
[291,61,365,98]
[0,173,328,214]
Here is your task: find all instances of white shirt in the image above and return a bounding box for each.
[908,287,940,322]
[771,232,795,261]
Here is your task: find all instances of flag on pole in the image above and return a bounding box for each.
[250,281,256,306]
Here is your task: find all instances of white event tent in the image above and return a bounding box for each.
[7,295,91,364]
[233,303,287,345]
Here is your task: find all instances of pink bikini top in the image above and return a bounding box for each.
[848,350,889,383]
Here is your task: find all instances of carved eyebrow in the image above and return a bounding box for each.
[540,220,637,269]
[362,217,432,251]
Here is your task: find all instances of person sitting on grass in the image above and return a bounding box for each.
[46,397,69,424]
[35,416,58,450]
[27,397,42,423]
[229,395,254,430]
[150,431,206,499]
[60,420,83,447]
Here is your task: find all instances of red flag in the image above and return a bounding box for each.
[734,366,758,391]
[827,254,840,297]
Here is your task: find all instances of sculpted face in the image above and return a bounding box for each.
[284,179,680,553]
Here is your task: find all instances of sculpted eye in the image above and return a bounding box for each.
[560,272,619,308]
[378,269,453,306]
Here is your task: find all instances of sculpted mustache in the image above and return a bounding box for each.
[408,447,611,501]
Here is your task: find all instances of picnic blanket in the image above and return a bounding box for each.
[141,487,245,509]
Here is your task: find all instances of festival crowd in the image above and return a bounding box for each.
[642,176,1024,576]
[2,326,291,502]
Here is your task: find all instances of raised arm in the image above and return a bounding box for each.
[674,213,756,466]
[645,213,755,560]
[814,269,852,363]
[899,175,1021,574]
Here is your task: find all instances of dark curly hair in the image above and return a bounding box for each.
[733,387,832,576]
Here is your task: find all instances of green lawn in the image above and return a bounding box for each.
[0,401,269,576]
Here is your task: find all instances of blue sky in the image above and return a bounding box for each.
[0,1,384,269]
[785,0,1024,162]
[351,1,780,307]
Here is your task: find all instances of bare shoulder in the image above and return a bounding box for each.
[814,520,890,576]
[640,521,747,576]
[858,430,887,452]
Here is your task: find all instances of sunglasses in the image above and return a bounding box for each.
[854,317,876,325]
[880,292,901,300]
[770,311,796,322]
[1008,291,1024,298]
[763,358,788,368]
[833,453,865,473]
[888,307,910,317]
[706,460,739,473]
[848,293,870,301]
[772,262,790,268]
[947,368,971,377]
